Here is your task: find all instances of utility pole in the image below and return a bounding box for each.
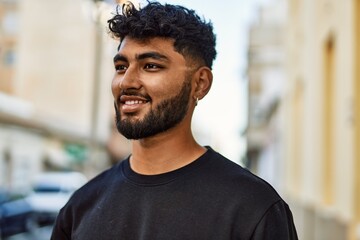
[87,0,107,177]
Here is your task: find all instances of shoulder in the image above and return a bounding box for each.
[65,160,126,208]
[204,148,297,237]
[250,200,298,239]
[52,160,128,237]
[204,147,283,206]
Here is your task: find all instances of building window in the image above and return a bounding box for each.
[322,37,335,206]
[3,49,15,66]
[354,0,360,226]
[2,11,18,35]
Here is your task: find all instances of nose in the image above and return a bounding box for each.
[115,66,141,91]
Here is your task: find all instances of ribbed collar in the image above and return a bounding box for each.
[120,146,213,186]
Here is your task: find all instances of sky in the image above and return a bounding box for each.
[138,0,272,163]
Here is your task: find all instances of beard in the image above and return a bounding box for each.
[114,79,192,140]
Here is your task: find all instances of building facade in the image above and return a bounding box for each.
[247,0,360,239]
[284,0,359,239]
[245,0,287,193]
[0,0,128,193]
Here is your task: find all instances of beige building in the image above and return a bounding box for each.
[284,0,359,239]
[0,0,129,193]
[247,0,360,239]
[246,0,287,194]
[0,0,17,94]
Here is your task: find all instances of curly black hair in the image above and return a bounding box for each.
[108,1,217,69]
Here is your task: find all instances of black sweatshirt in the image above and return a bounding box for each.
[51,147,298,240]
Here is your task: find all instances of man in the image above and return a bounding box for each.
[51,1,298,239]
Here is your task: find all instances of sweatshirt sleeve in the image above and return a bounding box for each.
[250,200,298,240]
[50,207,71,240]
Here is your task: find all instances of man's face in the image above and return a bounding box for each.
[111,37,194,139]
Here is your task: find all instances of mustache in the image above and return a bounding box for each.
[119,89,151,100]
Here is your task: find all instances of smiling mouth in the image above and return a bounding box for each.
[119,95,150,113]
[124,100,147,105]
[120,93,150,103]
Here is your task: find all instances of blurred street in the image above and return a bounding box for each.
[4,225,52,240]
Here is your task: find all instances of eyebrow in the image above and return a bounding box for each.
[113,54,127,63]
[137,52,169,61]
[113,52,169,63]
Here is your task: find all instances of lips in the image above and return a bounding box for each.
[119,95,150,113]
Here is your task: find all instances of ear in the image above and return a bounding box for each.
[193,66,213,101]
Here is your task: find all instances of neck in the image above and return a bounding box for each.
[129,125,206,175]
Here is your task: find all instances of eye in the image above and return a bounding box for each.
[115,64,127,73]
[144,63,162,71]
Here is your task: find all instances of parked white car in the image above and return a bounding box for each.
[25,171,87,225]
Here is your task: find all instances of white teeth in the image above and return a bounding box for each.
[125,100,144,105]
